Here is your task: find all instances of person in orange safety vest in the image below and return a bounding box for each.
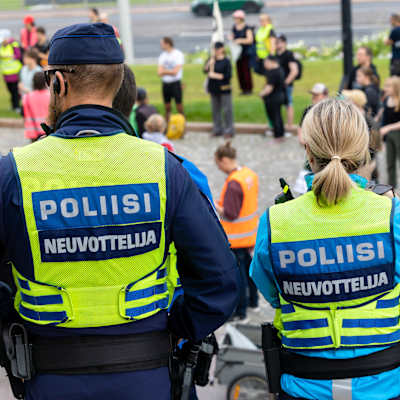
[215,141,259,322]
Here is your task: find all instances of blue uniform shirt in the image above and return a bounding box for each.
[250,176,400,400]
[0,106,239,400]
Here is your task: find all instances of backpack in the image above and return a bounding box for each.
[294,56,303,81]
[166,113,186,140]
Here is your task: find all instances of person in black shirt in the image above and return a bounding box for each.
[230,10,253,95]
[260,55,285,141]
[347,46,380,89]
[380,77,400,187]
[276,34,299,130]
[32,26,49,67]
[385,14,400,76]
[204,42,234,137]
[356,66,380,117]
[135,88,158,137]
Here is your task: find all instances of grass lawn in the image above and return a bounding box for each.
[0,0,23,10]
[0,58,391,123]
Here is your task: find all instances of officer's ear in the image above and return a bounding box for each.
[305,144,315,169]
[53,71,68,98]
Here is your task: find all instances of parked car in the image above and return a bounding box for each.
[191,0,264,17]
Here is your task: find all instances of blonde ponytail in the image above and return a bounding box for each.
[302,99,370,206]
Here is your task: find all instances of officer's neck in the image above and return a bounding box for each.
[63,95,113,111]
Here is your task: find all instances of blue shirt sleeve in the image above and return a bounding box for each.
[249,211,280,308]
[165,152,239,342]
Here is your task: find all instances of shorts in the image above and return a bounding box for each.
[286,85,294,106]
[162,81,182,104]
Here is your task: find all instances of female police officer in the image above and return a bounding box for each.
[251,98,400,400]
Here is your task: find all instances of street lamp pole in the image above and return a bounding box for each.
[117,0,135,65]
[341,0,353,88]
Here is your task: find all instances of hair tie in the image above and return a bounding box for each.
[331,155,341,161]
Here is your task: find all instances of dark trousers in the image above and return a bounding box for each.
[210,92,234,135]
[233,248,258,317]
[6,81,20,110]
[236,55,253,93]
[264,93,285,138]
[385,130,400,188]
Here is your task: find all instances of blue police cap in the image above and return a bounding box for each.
[48,23,124,65]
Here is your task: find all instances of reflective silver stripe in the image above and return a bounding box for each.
[332,379,352,400]
[227,228,258,240]
[222,212,258,224]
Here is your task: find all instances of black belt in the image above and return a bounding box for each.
[281,341,400,380]
[31,330,171,375]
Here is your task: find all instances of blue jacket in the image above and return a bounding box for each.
[250,176,400,400]
[0,106,239,400]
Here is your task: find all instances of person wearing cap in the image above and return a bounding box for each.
[0,29,22,112]
[20,15,37,51]
[0,23,239,400]
[310,82,329,104]
[296,83,329,145]
[230,10,253,95]
[204,42,234,138]
[254,14,276,75]
[276,34,298,130]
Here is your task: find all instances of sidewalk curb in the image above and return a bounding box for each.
[0,118,298,135]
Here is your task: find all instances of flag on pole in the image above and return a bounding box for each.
[211,0,224,45]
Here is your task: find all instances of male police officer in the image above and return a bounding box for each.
[0,23,238,400]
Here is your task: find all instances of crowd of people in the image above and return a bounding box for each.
[0,15,50,142]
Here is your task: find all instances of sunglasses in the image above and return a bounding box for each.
[44,68,75,87]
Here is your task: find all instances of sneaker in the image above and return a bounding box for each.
[228,314,249,323]
[264,129,273,137]
[249,306,261,313]
[284,132,292,138]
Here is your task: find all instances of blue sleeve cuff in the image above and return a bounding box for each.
[250,211,280,308]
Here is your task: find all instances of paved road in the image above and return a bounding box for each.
[0,128,389,398]
[0,1,397,61]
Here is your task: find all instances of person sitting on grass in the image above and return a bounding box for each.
[143,114,175,152]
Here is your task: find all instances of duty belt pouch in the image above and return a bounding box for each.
[3,322,34,380]
[261,322,281,394]
[194,333,219,387]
